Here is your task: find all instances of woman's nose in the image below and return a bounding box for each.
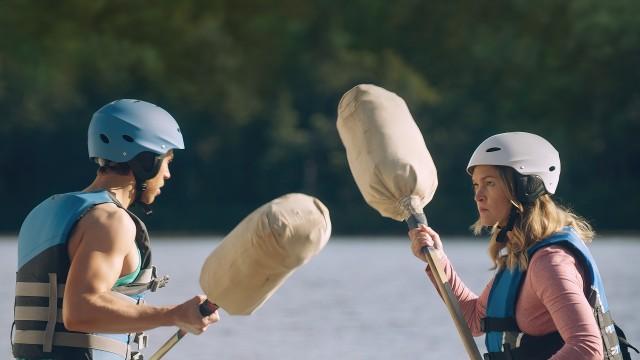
[474,188,485,202]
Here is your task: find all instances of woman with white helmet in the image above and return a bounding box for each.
[13,100,219,360]
[409,132,636,359]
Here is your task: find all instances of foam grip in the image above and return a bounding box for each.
[198,300,219,316]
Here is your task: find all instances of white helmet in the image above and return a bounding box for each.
[467,132,561,195]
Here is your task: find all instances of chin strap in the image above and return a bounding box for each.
[127,151,167,216]
[495,174,546,244]
[496,206,518,243]
[134,178,153,216]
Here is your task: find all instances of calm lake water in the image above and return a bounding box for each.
[2,236,639,359]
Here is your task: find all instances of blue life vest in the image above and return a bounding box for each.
[12,190,168,360]
[481,227,628,360]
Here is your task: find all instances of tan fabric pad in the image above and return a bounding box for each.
[200,193,331,315]
[337,84,438,220]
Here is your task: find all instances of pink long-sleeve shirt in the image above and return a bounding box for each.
[427,245,603,359]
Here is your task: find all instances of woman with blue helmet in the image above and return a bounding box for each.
[13,100,219,359]
[408,132,636,359]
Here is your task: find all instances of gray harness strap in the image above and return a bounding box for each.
[14,306,64,323]
[15,281,65,297]
[15,250,166,359]
[13,330,129,357]
[43,273,58,352]
[14,281,134,357]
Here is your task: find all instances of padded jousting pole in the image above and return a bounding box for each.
[337,84,482,360]
[149,193,331,360]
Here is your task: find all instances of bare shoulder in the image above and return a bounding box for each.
[70,203,136,255]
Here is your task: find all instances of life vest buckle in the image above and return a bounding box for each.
[133,332,148,350]
[149,273,169,292]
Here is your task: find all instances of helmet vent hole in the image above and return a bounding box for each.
[486,147,501,152]
[99,134,110,144]
[177,127,181,133]
[122,135,134,143]
[549,166,556,172]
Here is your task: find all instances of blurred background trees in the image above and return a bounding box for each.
[1,0,638,234]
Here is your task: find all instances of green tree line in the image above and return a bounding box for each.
[1,0,638,235]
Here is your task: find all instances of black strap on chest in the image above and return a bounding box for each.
[483,331,564,360]
[481,317,519,332]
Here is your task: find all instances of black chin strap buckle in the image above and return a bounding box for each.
[141,203,153,216]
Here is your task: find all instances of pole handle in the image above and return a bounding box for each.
[420,246,482,360]
[148,299,218,360]
[199,300,219,316]
[405,210,483,360]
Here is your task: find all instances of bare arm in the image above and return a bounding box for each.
[63,204,218,334]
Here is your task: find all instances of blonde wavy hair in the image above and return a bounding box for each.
[471,166,594,271]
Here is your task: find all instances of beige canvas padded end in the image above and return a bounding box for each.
[200,193,331,315]
[13,330,129,357]
[337,84,438,220]
[15,282,65,298]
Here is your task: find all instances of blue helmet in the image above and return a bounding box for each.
[88,99,184,163]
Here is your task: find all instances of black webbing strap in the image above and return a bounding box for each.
[484,331,564,360]
[480,317,519,332]
[483,351,513,360]
[496,207,517,243]
[615,324,639,360]
[484,344,517,360]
